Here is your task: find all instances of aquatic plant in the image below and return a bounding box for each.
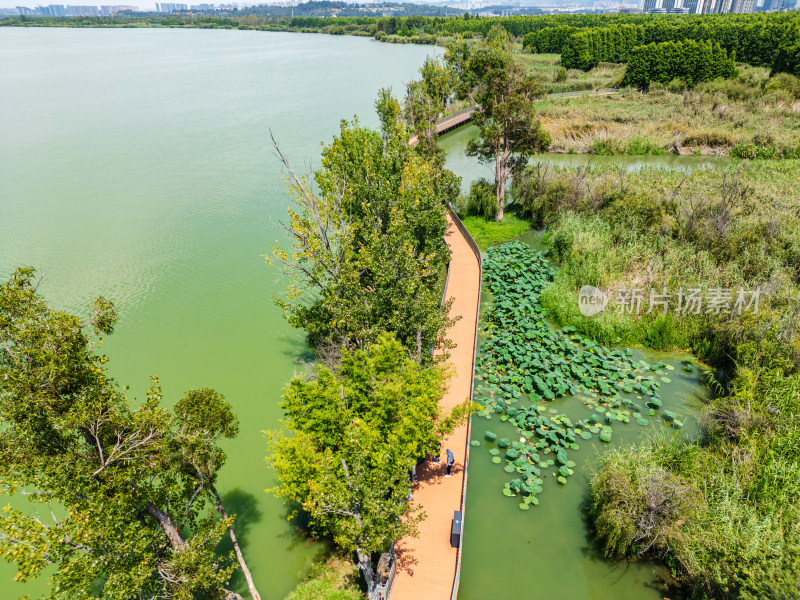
[473,241,682,507]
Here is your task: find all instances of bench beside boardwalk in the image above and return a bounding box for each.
[390,209,482,600]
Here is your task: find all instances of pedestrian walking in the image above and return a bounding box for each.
[445,449,454,477]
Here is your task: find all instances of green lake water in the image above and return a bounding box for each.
[0,27,434,599]
[441,126,712,600]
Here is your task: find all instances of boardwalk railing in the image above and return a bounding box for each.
[408,105,478,148]
[445,205,482,600]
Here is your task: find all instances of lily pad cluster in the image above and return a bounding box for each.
[473,242,682,510]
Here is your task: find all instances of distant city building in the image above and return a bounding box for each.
[100,4,138,13]
[71,5,99,14]
[646,0,753,11]
[14,3,138,15]
[156,2,189,10]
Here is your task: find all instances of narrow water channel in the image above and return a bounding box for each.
[439,124,733,192]
[442,127,713,600]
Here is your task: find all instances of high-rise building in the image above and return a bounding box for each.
[70,5,99,14]
[156,2,188,11]
[100,5,139,13]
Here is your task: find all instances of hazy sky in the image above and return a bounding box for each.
[1,1,159,8]
[0,0,597,13]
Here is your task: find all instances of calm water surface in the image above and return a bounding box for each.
[439,123,733,191]
[0,27,433,599]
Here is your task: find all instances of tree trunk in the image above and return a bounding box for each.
[494,135,503,221]
[357,547,377,596]
[495,178,505,222]
[146,502,187,550]
[209,483,263,600]
[340,459,376,596]
[146,501,246,600]
[495,138,511,222]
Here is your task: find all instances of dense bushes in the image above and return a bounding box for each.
[622,40,736,88]
[591,440,702,558]
[530,14,800,78]
[592,370,800,599]
[462,178,500,219]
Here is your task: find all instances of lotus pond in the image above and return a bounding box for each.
[456,240,709,599]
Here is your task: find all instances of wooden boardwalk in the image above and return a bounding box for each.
[390,210,481,600]
[407,107,477,148]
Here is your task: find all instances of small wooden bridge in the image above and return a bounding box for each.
[407,89,621,149]
[407,106,478,149]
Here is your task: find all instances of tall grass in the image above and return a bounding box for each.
[592,370,800,600]
[530,156,800,598]
[538,67,800,157]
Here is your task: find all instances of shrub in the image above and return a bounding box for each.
[590,440,702,558]
[699,77,759,102]
[554,66,567,83]
[667,78,688,94]
[682,130,736,148]
[764,72,800,100]
[466,178,498,219]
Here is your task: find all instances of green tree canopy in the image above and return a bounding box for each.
[267,333,468,593]
[0,267,259,600]
[271,116,455,358]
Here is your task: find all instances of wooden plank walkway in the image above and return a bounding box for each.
[390,211,481,600]
[408,107,477,148]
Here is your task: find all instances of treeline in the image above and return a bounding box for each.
[524,13,800,77]
[621,39,736,88]
[5,11,800,78]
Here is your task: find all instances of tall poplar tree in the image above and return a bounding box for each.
[270,114,454,357]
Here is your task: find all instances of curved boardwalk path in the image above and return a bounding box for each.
[390,210,482,600]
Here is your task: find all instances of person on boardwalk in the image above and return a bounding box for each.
[445,449,455,477]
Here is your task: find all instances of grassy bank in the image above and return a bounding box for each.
[516,50,626,94]
[460,214,531,250]
[517,157,800,598]
[536,65,800,157]
[284,557,362,600]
